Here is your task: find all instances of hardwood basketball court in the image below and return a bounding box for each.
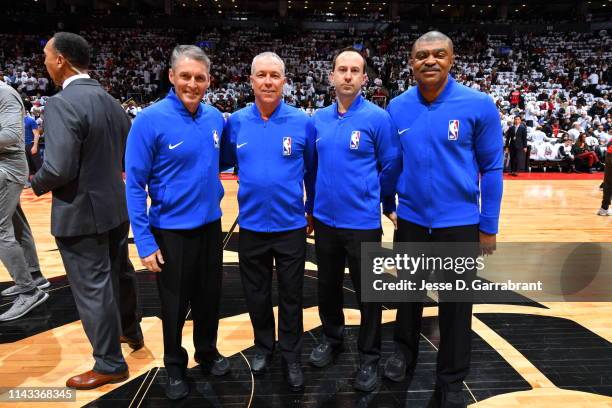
[0,175,610,407]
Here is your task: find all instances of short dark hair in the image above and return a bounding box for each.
[331,47,367,73]
[52,32,91,70]
[411,31,454,56]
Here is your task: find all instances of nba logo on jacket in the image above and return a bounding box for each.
[448,120,459,140]
[350,130,361,149]
[213,129,220,148]
[283,136,292,156]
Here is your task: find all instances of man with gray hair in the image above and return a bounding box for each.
[567,121,582,142]
[221,51,316,391]
[0,80,49,322]
[126,44,230,400]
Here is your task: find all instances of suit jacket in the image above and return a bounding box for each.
[505,124,528,149]
[31,78,131,237]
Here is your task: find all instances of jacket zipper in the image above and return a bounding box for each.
[426,105,433,231]
[263,119,271,232]
[332,115,343,228]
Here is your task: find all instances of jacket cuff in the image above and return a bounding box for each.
[382,196,397,214]
[479,215,499,235]
[304,200,313,215]
[30,178,46,197]
[136,236,159,259]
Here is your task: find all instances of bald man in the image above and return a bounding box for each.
[386,31,503,408]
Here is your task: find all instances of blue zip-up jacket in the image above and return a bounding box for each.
[220,102,316,233]
[386,76,504,234]
[312,94,401,229]
[125,89,225,257]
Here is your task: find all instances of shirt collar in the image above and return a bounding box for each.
[167,88,203,118]
[333,93,364,118]
[62,73,91,89]
[251,100,284,121]
[416,74,456,105]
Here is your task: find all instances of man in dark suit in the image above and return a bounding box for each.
[31,32,142,389]
[505,115,528,176]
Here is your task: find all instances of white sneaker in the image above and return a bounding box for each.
[596,208,610,216]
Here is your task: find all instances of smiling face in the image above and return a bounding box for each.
[329,50,367,101]
[168,56,210,113]
[250,56,285,108]
[410,38,454,91]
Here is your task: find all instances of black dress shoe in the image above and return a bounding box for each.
[250,352,271,375]
[195,353,231,376]
[285,362,304,391]
[383,352,412,382]
[165,377,189,400]
[120,335,144,351]
[308,341,343,368]
[353,364,379,392]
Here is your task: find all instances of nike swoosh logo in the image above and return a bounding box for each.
[398,128,410,135]
[237,143,248,149]
[169,141,184,149]
[315,138,322,143]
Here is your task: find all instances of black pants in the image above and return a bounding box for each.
[314,219,382,367]
[56,221,140,374]
[25,143,42,176]
[393,218,479,392]
[152,219,223,378]
[509,147,524,173]
[239,227,305,364]
[602,154,612,210]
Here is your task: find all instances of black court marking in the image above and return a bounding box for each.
[476,313,612,398]
[0,230,604,405]
[0,229,239,342]
[0,276,75,343]
[86,262,530,407]
[86,319,530,407]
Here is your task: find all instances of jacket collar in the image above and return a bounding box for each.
[167,88,203,118]
[416,74,456,105]
[332,93,364,118]
[61,77,99,89]
[251,100,284,121]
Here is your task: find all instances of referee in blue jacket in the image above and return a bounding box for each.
[385,32,503,408]
[309,47,401,392]
[125,45,230,400]
[221,52,316,391]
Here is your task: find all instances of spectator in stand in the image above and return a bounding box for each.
[23,112,41,186]
[505,116,528,175]
[559,137,576,172]
[572,133,600,172]
[567,122,582,142]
